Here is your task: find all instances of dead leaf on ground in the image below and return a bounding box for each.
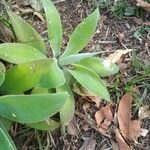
[95,104,113,136]
[114,129,131,150]
[79,136,96,150]
[140,128,149,137]
[107,49,132,63]
[129,120,141,141]
[88,96,101,108]
[33,11,45,23]
[136,0,150,12]
[67,117,79,137]
[117,92,141,143]
[138,105,150,119]
[117,92,132,140]
[73,83,101,107]
[110,139,119,150]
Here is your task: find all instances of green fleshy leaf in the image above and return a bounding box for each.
[0,93,67,123]
[39,58,65,88]
[67,64,110,100]
[0,62,5,86]
[77,57,119,77]
[0,121,16,150]
[61,9,99,57]
[57,82,75,126]
[0,117,12,131]
[59,52,100,66]
[0,43,47,64]
[26,119,60,131]
[42,0,62,57]
[8,12,46,54]
[0,58,53,94]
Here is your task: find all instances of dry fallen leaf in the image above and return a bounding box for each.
[67,117,79,136]
[117,92,132,140]
[138,105,150,119]
[140,128,149,137]
[33,11,45,23]
[79,136,96,150]
[129,120,141,141]
[110,139,119,150]
[95,104,113,135]
[136,0,150,12]
[115,129,131,150]
[88,96,101,108]
[107,49,132,63]
[117,92,141,143]
[73,83,101,107]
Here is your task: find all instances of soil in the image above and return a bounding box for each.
[0,0,150,149]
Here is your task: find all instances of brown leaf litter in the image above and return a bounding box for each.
[136,0,150,12]
[117,92,141,143]
[95,104,113,136]
[79,135,96,150]
[107,49,132,63]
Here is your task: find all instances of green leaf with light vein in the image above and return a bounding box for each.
[0,121,16,150]
[67,64,110,100]
[59,52,100,66]
[42,0,62,57]
[8,12,46,54]
[0,43,47,64]
[61,9,99,58]
[0,62,5,86]
[57,82,75,126]
[0,58,53,94]
[0,93,67,123]
[39,58,65,88]
[77,57,119,77]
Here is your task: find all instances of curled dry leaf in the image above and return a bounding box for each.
[73,83,101,108]
[129,120,141,141]
[117,92,141,143]
[114,129,131,150]
[79,136,96,150]
[33,11,45,23]
[95,104,113,136]
[107,49,132,63]
[88,96,101,108]
[136,0,150,12]
[117,92,132,140]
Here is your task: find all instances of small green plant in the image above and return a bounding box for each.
[134,26,150,40]
[0,0,119,148]
[111,0,145,19]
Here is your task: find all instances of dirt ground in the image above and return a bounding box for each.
[0,0,150,149]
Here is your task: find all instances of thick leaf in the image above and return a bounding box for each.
[8,12,46,54]
[0,43,46,64]
[67,64,110,100]
[61,9,99,58]
[39,58,65,88]
[0,121,16,150]
[59,52,100,66]
[0,62,5,86]
[26,119,60,131]
[42,0,62,57]
[77,57,119,77]
[0,117,12,131]
[32,86,49,94]
[0,58,53,94]
[0,93,67,123]
[57,82,75,126]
